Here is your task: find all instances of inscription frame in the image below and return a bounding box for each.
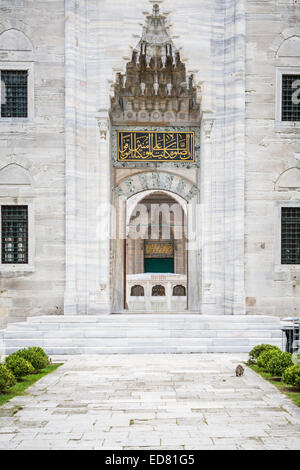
[112,126,200,168]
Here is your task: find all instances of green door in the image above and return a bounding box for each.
[144,258,174,273]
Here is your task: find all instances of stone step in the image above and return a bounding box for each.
[0,314,283,355]
[1,328,282,339]
[0,345,279,356]
[2,336,282,348]
[5,320,281,331]
[25,314,280,324]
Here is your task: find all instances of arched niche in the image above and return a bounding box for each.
[269,26,300,58]
[275,167,300,191]
[0,163,32,186]
[277,36,300,58]
[0,29,33,51]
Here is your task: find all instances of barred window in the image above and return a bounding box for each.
[282,74,300,122]
[152,285,165,296]
[281,207,300,265]
[1,70,28,118]
[1,206,28,264]
[131,285,144,296]
[173,285,186,296]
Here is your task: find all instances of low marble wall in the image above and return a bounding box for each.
[127,274,187,312]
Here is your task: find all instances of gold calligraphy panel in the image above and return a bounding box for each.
[118,131,194,162]
[145,242,174,257]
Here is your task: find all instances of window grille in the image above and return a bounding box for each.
[173,285,186,296]
[282,74,300,122]
[152,285,165,296]
[1,206,28,264]
[1,70,28,118]
[281,207,300,265]
[131,285,144,296]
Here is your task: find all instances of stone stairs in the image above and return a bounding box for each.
[0,314,283,355]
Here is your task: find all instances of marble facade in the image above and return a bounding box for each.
[0,0,299,327]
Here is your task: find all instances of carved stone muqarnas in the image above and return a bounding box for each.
[111,4,201,127]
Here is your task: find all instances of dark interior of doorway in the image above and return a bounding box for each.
[144,258,174,273]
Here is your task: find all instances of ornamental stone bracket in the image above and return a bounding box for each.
[201,114,215,140]
[113,171,199,202]
[96,110,111,141]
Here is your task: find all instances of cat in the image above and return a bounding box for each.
[235,364,244,377]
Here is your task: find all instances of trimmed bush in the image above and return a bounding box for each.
[12,347,50,372]
[0,364,16,393]
[249,344,281,362]
[5,355,34,378]
[257,348,282,369]
[267,352,293,377]
[282,364,300,387]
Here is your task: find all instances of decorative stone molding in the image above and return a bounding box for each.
[97,118,110,141]
[202,117,214,139]
[110,4,201,126]
[113,171,199,201]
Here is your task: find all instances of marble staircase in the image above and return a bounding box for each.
[0,314,283,355]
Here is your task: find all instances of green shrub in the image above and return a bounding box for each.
[13,347,50,372]
[282,364,300,387]
[266,352,293,377]
[5,355,34,378]
[249,344,281,362]
[257,348,282,369]
[0,364,16,393]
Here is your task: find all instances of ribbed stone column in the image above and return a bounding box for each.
[64,0,111,314]
[212,0,246,314]
[64,0,88,314]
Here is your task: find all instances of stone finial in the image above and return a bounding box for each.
[153,4,159,16]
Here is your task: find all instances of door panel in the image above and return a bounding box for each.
[144,258,174,273]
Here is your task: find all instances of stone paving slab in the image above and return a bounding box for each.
[0,354,300,450]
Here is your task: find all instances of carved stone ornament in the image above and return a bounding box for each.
[98,119,109,140]
[111,4,201,126]
[202,118,214,139]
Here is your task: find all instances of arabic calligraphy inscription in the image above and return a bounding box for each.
[118,131,195,162]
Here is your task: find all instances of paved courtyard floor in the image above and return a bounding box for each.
[0,354,300,450]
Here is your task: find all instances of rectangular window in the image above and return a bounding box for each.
[282,74,300,122]
[281,207,300,264]
[1,206,28,264]
[1,70,28,118]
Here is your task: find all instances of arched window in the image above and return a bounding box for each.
[152,285,165,296]
[130,285,144,296]
[173,285,186,296]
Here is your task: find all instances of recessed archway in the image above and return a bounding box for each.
[125,189,188,312]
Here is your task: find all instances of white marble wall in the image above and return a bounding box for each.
[245,0,300,317]
[1,0,299,323]
[0,0,65,327]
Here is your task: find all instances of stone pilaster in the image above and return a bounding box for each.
[211,0,246,314]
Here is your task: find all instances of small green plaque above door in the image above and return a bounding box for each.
[117,130,195,162]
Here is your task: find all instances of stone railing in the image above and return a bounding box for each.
[126,273,187,312]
